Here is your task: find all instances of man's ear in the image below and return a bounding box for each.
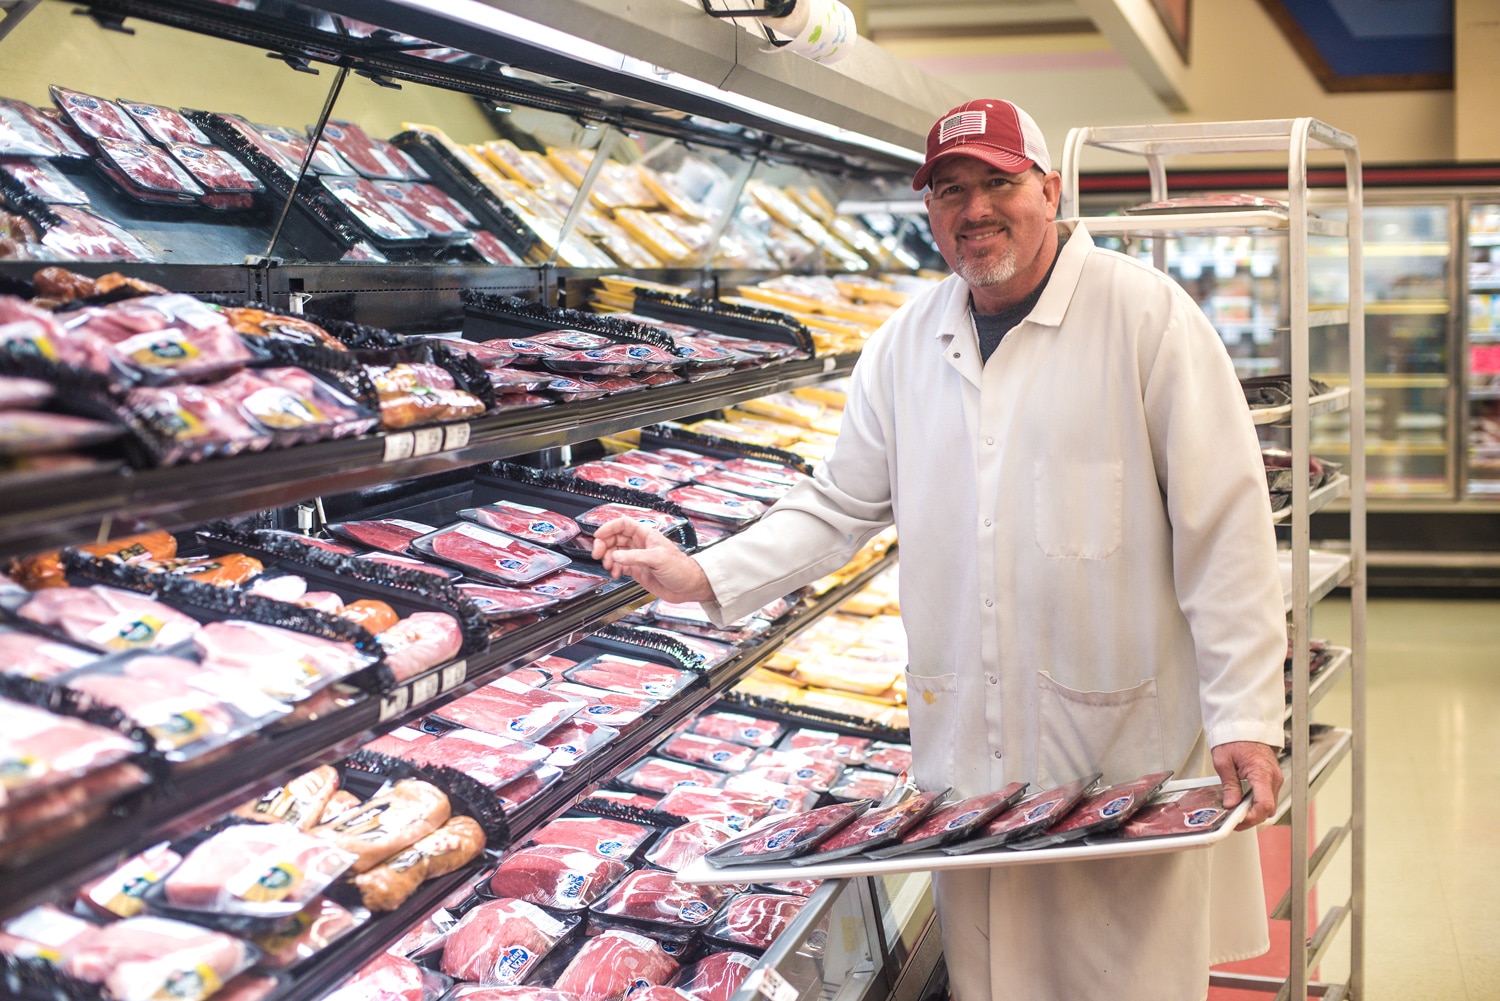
[1041,170,1062,220]
[922,189,933,211]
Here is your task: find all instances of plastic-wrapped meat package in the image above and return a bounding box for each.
[316,121,407,180]
[249,897,359,969]
[232,366,376,437]
[467,230,526,265]
[348,813,484,913]
[485,845,627,912]
[65,656,241,754]
[1010,772,1173,850]
[390,728,548,790]
[539,717,618,768]
[496,764,563,814]
[673,951,757,1001]
[654,787,774,832]
[659,733,756,773]
[251,122,354,178]
[140,553,264,588]
[389,905,457,960]
[487,368,547,393]
[411,523,572,585]
[41,205,157,261]
[693,469,792,503]
[665,485,763,526]
[720,775,817,817]
[631,989,696,1001]
[569,461,675,496]
[552,929,679,1001]
[494,392,551,411]
[0,410,120,456]
[1118,784,1231,840]
[496,338,567,364]
[576,502,687,536]
[0,904,100,963]
[454,582,560,621]
[327,519,433,553]
[739,751,843,795]
[362,725,435,760]
[543,375,610,402]
[193,620,375,702]
[322,951,436,1001]
[167,143,264,194]
[507,667,553,688]
[309,778,451,873]
[705,801,869,866]
[341,598,399,633]
[118,101,209,144]
[462,501,580,546]
[0,103,66,157]
[1,158,89,204]
[96,137,206,200]
[524,565,611,602]
[437,338,518,368]
[124,380,269,461]
[565,655,694,700]
[49,86,146,141]
[377,611,464,681]
[62,293,252,383]
[941,775,1103,855]
[690,713,783,749]
[780,729,871,765]
[430,676,586,741]
[870,783,1031,858]
[439,897,572,985]
[354,552,463,582]
[582,788,660,814]
[447,989,581,1001]
[547,681,658,730]
[18,585,200,652]
[618,756,724,795]
[64,916,256,1001]
[644,819,737,874]
[864,743,912,775]
[541,345,647,376]
[718,457,805,487]
[792,792,945,864]
[7,100,89,158]
[321,175,427,241]
[828,770,898,802]
[373,180,474,237]
[218,307,346,352]
[80,842,183,918]
[234,765,342,832]
[609,450,697,483]
[706,894,805,953]
[162,823,357,915]
[590,869,729,936]
[527,816,651,860]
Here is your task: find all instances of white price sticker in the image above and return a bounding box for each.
[412,427,444,456]
[745,967,798,1001]
[440,659,468,692]
[443,422,471,451]
[378,686,411,722]
[823,356,837,372]
[382,432,415,463]
[410,672,440,706]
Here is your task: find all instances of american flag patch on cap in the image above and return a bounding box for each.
[937,110,987,145]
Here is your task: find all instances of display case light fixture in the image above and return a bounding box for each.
[386,0,922,165]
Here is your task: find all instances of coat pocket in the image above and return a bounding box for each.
[1033,459,1123,559]
[1036,671,1166,787]
[904,669,958,792]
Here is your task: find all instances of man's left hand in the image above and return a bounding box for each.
[1211,741,1283,830]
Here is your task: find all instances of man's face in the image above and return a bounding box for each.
[923,157,1061,296]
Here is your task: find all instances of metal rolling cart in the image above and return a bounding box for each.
[1055,119,1367,1001]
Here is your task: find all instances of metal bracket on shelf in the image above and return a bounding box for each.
[0,0,41,42]
[546,125,620,267]
[697,0,795,47]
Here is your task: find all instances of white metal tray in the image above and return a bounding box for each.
[677,776,1252,885]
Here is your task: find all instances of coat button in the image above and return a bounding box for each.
[985,436,995,445]
[984,598,994,607]
[993,751,1003,759]
[988,675,998,685]
[953,351,961,358]
[983,518,992,527]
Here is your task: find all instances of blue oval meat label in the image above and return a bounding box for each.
[531,521,557,534]
[1185,807,1223,828]
[945,809,982,831]
[679,899,713,920]
[496,946,534,983]
[710,750,732,763]
[765,829,797,851]
[1024,799,1060,823]
[869,816,901,837]
[560,873,587,898]
[595,840,625,857]
[1100,795,1132,819]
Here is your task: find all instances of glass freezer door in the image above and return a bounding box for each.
[1464,202,1500,496]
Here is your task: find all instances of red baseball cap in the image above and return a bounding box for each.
[912,98,1052,191]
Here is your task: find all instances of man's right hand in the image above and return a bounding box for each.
[591,518,716,603]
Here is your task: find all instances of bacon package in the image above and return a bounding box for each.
[690,713,784,749]
[439,898,573,986]
[791,791,945,864]
[1117,784,1231,840]
[643,819,737,875]
[411,522,572,585]
[576,502,687,536]
[539,717,619,768]
[455,582,560,621]
[49,86,145,141]
[460,502,580,546]
[430,676,585,741]
[704,893,805,953]
[485,845,628,912]
[160,823,358,919]
[588,869,729,938]
[659,733,756,773]
[617,756,723,795]
[547,681,658,730]
[569,461,674,496]
[705,801,869,867]
[565,654,695,700]
[326,518,434,553]
[524,565,610,602]
[867,783,1030,859]
[527,816,652,861]
[654,787,773,832]
[941,775,1101,854]
[665,485,763,525]
[1010,772,1173,850]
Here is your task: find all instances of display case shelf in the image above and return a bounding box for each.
[1250,386,1351,426]
[1072,211,1346,239]
[1271,726,1353,825]
[1279,550,1352,612]
[1283,646,1353,724]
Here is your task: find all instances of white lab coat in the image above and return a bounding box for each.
[695,223,1287,1001]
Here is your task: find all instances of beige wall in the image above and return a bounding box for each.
[1456,0,1500,161]
[2,0,499,144]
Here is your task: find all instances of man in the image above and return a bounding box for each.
[594,99,1286,1001]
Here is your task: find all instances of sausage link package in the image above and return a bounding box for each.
[438,897,575,985]
[351,815,487,913]
[308,778,452,872]
[865,783,1031,859]
[588,869,731,941]
[941,774,1102,854]
[790,790,946,865]
[703,801,871,869]
[235,765,342,831]
[484,845,629,912]
[1009,772,1173,851]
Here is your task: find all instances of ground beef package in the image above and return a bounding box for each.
[1010,772,1173,850]
[941,774,1102,854]
[866,783,1030,859]
[703,801,870,867]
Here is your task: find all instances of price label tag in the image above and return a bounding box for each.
[745,968,798,1001]
[378,686,411,722]
[412,427,444,456]
[410,672,440,706]
[823,356,837,373]
[443,423,471,451]
[440,659,468,693]
[382,432,415,463]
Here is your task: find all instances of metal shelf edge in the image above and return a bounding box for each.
[1251,387,1352,427]
[1270,727,1353,826]
[1282,647,1353,726]
[1271,475,1351,525]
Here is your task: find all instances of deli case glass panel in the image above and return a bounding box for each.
[1464,201,1500,495]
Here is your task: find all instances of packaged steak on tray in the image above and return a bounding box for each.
[739,750,843,794]
[1008,772,1172,850]
[1,158,90,204]
[941,774,1103,854]
[551,928,679,1001]
[496,764,563,815]
[319,175,427,242]
[778,728,871,765]
[538,717,618,768]
[704,801,870,867]
[690,712,783,749]
[827,769,898,803]
[459,501,580,547]
[644,819,738,875]
[703,893,806,953]
[526,815,654,861]
[524,565,611,602]
[455,582,561,621]
[411,522,572,585]
[720,775,818,816]
[564,653,695,700]
[95,137,205,202]
[672,950,757,1001]
[546,681,658,730]
[484,845,628,912]
[864,742,912,775]
[609,449,696,482]
[575,502,687,536]
[439,897,576,986]
[1115,783,1232,840]
[616,756,724,795]
[657,733,756,773]
[379,727,549,790]
[316,120,408,181]
[49,86,145,141]
[430,676,586,742]
[166,143,264,194]
[664,485,763,525]
[372,180,475,237]
[654,787,773,832]
[325,518,434,554]
[569,461,674,496]
[41,204,157,261]
[117,100,210,144]
[791,790,945,864]
[865,783,1029,858]
[588,869,731,941]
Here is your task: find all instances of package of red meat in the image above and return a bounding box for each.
[1009,772,1174,851]
[538,716,618,768]
[790,791,944,865]
[672,950,757,1001]
[435,337,520,369]
[716,457,805,488]
[704,801,869,868]
[616,756,724,796]
[487,367,548,393]
[739,751,843,794]
[827,770,898,803]
[940,774,1104,855]
[467,230,527,266]
[0,104,65,157]
[547,681,658,731]
[61,293,254,384]
[411,522,572,586]
[166,143,264,195]
[153,822,358,927]
[117,100,210,144]
[495,392,551,412]
[720,775,818,817]
[1114,783,1232,841]
[642,819,737,875]
[63,915,259,1001]
[778,729,872,765]
[1,158,90,204]
[320,175,428,242]
[40,204,158,261]
[249,896,362,970]
[526,815,654,861]
[588,869,730,940]
[430,676,586,742]
[0,903,101,965]
[575,502,687,537]
[325,519,434,554]
[95,137,206,202]
[122,380,270,462]
[393,727,549,790]
[658,733,756,774]
[372,180,474,237]
[446,988,580,1001]
[691,469,791,504]
[703,893,805,953]
[540,346,644,376]
[236,366,377,440]
[354,551,465,583]
[315,120,408,181]
[564,653,695,701]
[495,763,563,815]
[664,485,764,526]
[609,450,697,483]
[523,565,611,602]
[864,742,912,775]
[0,410,121,457]
[541,374,610,402]
[580,374,647,396]
[439,897,576,985]
[460,501,580,547]
[492,338,568,365]
[483,844,629,912]
[569,461,675,496]
[17,584,201,653]
[551,928,679,1001]
[864,783,1029,859]
[323,951,449,1001]
[192,619,377,703]
[254,121,356,178]
[454,582,559,622]
[49,86,146,141]
[654,786,774,833]
[689,712,783,749]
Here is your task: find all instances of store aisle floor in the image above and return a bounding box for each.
[1311,598,1500,1000]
